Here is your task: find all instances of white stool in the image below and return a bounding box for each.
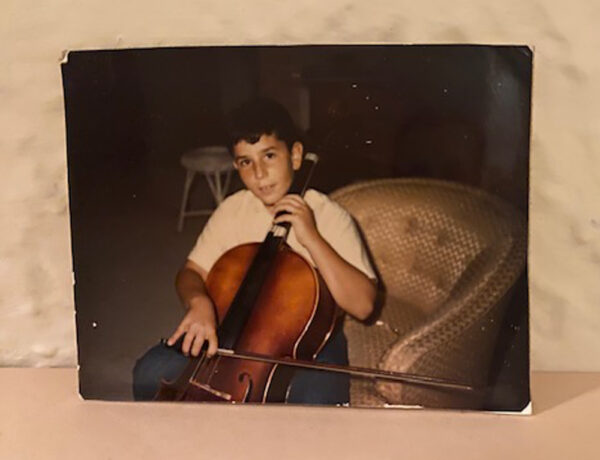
[177,146,235,232]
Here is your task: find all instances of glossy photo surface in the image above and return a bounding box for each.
[62,45,531,411]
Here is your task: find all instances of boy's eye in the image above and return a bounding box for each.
[238,159,250,167]
[265,152,276,159]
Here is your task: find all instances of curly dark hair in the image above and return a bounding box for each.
[226,98,303,153]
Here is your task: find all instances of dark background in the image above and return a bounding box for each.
[62,45,531,409]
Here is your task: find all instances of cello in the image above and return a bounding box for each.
[155,153,472,403]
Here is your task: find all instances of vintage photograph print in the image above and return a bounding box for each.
[62,45,531,411]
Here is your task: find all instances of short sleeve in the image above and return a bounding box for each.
[187,201,232,273]
[319,202,377,281]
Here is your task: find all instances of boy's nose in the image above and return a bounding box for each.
[252,162,266,179]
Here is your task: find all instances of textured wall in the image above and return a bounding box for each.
[1,0,599,371]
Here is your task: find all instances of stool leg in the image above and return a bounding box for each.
[214,171,223,203]
[178,169,195,232]
[203,172,220,206]
[221,169,232,203]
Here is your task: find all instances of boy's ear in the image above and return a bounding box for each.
[291,142,304,170]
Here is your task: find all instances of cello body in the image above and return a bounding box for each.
[155,241,339,403]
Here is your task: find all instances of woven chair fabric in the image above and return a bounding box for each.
[330,178,526,408]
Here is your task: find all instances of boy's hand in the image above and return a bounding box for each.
[272,194,321,248]
[167,297,218,358]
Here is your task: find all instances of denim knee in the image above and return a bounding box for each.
[132,342,189,401]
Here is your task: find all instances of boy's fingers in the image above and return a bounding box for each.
[206,330,219,357]
[190,332,205,357]
[167,325,186,346]
[283,194,303,202]
[282,195,307,208]
[278,195,304,206]
[273,201,291,211]
[274,214,296,225]
[287,195,306,206]
[181,329,195,355]
[273,203,301,216]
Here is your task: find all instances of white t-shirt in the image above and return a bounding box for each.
[188,188,376,280]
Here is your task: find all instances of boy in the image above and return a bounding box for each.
[133,98,377,405]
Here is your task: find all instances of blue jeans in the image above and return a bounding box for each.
[132,329,350,405]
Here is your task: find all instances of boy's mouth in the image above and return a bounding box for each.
[258,184,276,194]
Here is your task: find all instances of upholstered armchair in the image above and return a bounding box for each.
[330,178,527,409]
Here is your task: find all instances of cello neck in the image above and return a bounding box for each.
[271,152,319,243]
[288,152,319,197]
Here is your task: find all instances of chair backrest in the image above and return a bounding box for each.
[331,178,527,408]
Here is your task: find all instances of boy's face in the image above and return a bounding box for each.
[232,134,303,210]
